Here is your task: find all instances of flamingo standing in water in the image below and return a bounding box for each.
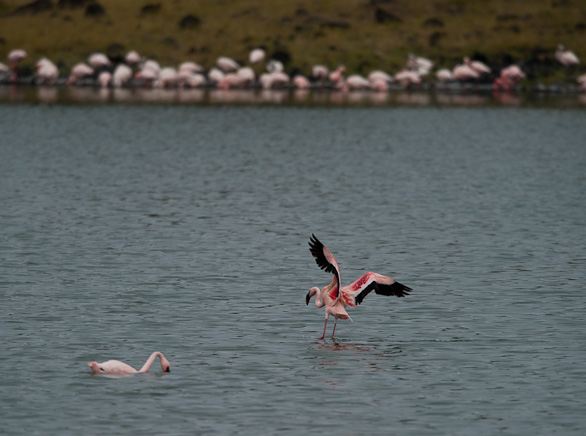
[306,234,412,340]
[88,351,170,374]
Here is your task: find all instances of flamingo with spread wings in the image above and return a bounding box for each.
[306,234,412,339]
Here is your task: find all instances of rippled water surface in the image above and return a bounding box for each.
[1,103,585,435]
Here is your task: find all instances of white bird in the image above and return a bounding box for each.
[88,52,112,69]
[216,56,240,72]
[555,44,580,66]
[249,48,266,64]
[435,68,453,82]
[266,59,284,73]
[35,58,59,86]
[346,74,370,90]
[98,71,112,88]
[178,61,204,75]
[67,63,94,85]
[154,67,178,88]
[112,64,132,87]
[464,57,491,75]
[408,53,433,76]
[125,50,141,65]
[306,234,412,339]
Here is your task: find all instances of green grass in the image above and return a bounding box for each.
[0,0,585,81]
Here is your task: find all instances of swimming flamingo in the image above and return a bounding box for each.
[88,351,170,374]
[306,234,412,339]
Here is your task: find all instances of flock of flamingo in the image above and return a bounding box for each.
[88,235,411,375]
[1,44,584,94]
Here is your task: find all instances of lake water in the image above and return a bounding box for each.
[1,98,585,435]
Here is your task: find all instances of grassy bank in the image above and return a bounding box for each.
[1,0,585,82]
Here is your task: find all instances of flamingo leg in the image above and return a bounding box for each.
[331,318,338,339]
[317,318,327,340]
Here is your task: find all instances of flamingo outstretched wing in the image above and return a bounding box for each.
[343,272,412,306]
[309,234,341,300]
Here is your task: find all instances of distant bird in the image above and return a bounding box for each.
[555,44,580,66]
[577,73,586,91]
[112,64,133,87]
[207,67,225,84]
[178,61,204,75]
[407,53,433,76]
[98,71,112,88]
[249,48,266,64]
[154,67,178,88]
[306,234,412,340]
[216,56,240,72]
[464,57,491,75]
[368,70,393,84]
[88,351,170,375]
[67,63,94,85]
[435,68,453,83]
[329,65,346,87]
[7,49,27,83]
[452,63,479,81]
[35,57,59,86]
[236,66,256,84]
[266,59,284,73]
[259,71,289,89]
[312,65,329,81]
[493,65,526,92]
[346,74,370,90]
[293,74,311,89]
[88,52,112,70]
[394,69,421,88]
[125,50,141,66]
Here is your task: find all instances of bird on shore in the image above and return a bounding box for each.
[7,49,27,83]
[88,351,170,374]
[35,57,59,86]
[306,234,412,340]
[464,57,491,76]
[555,44,579,66]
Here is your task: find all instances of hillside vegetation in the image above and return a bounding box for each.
[1,0,585,82]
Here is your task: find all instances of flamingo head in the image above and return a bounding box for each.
[160,355,171,373]
[306,287,320,305]
[88,362,105,374]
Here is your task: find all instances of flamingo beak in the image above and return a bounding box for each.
[306,292,311,305]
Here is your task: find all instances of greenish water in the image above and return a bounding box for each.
[1,104,585,435]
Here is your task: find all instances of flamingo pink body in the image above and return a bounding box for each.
[306,234,411,339]
[88,351,170,375]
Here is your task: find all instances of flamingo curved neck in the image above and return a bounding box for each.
[138,352,163,373]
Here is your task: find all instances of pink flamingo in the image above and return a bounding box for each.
[7,49,27,83]
[493,64,525,92]
[249,48,265,64]
[293,75,311,89]
[306,234,411,340]
[35,57,59,86]
[88,351,170,374]
[452,63,479,82]
[67,63,94,85]
[555,44,579,66]
[216,56,240,72]
[88,52,112,70]
[464,57,491,75]
[329,65,346,87]
[577,73,586,91]
[394,69,421,88]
